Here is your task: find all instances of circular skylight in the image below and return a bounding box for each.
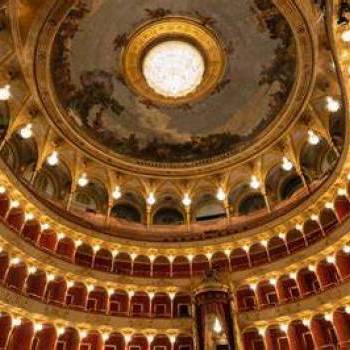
[142,41,205,98]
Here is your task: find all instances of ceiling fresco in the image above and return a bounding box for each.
[51,0,297,163]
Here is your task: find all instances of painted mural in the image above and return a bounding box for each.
[51,0,297,163]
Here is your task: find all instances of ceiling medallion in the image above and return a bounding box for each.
[122,17,226,106]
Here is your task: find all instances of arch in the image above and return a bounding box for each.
[172,256,190,277]
[87,287,108,313]
[75,244,93,268]
[5,262,27,291]
[7,319,34,350]
[57,327,80,350]
[316,260,340,289]
[192,254,209,276]
[336,249,350,279]
[276,275,300,303]
[113,252,132,275]
[26,269,47,299]
[66,282,87,309]
[334,195,350,221]
[297,268,320,297]
[268,236,288,261]
[333,308,350,348]
[320,208,338,234]
[56,237,75,261]
[153,256,170,277]
[236,285,256,312]
[152,292,171,318]
[265,325,289,350]
[130,292,150,317]
[38,228,57,251]
[109,290,129,316]
[250,243,269,266]
[21,219,41,243]
[94,248,112,271]
[133,255,151,277]
[111,202,142,223]
[242,328,265,350]
[310,314,338,349]
[256,281,278,308]
[238,193,266,216]
[212,251,229,272]
[174,293,192,318]
[0,312,12,348]
[288,320,314,350]
[193,194,226,221]
[286,228,306,252]
[34,324,57,350]
[45,276,67,305]
[303,219,323,245]
[153,207,184,225]
[230,248,250,271]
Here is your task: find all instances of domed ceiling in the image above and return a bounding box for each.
[50,0,297,165]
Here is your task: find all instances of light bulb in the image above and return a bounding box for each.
[28,266,37,274]
[342,29,350,41]
[250,175,261,190]
[324,313,332,322]
[79,330,88,339]
[213,317,222,334]
[269,278,277,286]
[146,192,156,206]
[326,96,341,112]
[345,306,350,314]
[289,272,297,280]
[216,187,226,201]
[75,239,82,247]
[0,84,11,101]
[12,317,22,327]
[280,324,288,333]
[34,323,43,332]
[102,333,110,342]
[47,151,59,166]
[308,130,320,145]
[57,232,65,240]
[10,257,21,265]
[78,173,89,187]
[57,327,65,336]
[0,186,6,194]
[182,193,192,207]
[249,283,257,291]
[10,200,20,208]
[325,202,334,209]
[25,212,34,221]
[87,284,94,293]
[112,186,122,200]
[278,232,286,240]
[147,335,155,344]
[326,256,336,264]
[40,223,50,231]
[47,273,55,282]
[281,157,293,171]
[308,264,316,272]
[19,124,33,139]
[343,245,350,254]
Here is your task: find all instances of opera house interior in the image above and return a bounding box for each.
[2,0,350,349]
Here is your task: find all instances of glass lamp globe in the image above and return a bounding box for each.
[143,40,205,98]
